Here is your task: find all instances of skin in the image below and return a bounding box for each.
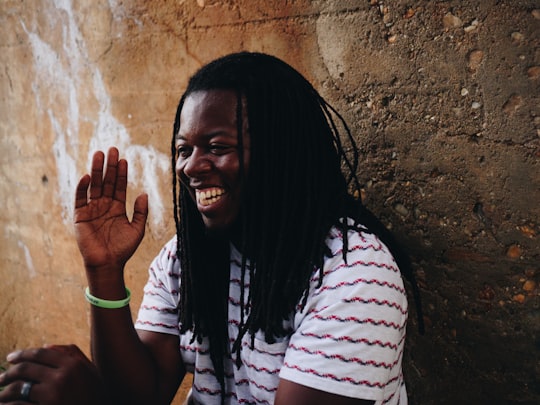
[0,345,109,405]
[2,147,182,405]
[0,89,374,404]
[175,89,250,236]
[73,147,183,405]
[175,90,374,404]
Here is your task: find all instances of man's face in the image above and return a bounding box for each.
[175,89,250,233]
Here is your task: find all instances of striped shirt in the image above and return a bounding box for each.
[136,221,408,404]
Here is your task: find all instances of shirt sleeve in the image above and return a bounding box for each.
[135,236,181,336]
[279,227,408,403]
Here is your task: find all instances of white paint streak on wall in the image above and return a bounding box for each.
[24,0,168,230]
[22,22,80,224]
[17,241,36,278]
[89,71,168,222]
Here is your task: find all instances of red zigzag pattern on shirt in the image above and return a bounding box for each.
[282,362,401,388]
[312,277,406,297]
[287,342,400,369]
[343,296,407,314]
[299,331,401,350]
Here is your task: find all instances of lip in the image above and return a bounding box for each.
[195,187,225,207]
[188,185,227,213]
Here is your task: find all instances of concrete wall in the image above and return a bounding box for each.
[1,1,538,403]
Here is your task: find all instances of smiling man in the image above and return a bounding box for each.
[130,52,413,405]
[0,52,418,405]
[175,90,250,235]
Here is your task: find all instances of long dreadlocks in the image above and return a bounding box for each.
[170,52,423,402]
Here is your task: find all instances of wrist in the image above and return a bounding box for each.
[85,287,131,309]
[84,267,126,301]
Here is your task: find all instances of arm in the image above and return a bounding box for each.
[275,227,408,405]
[74,147,184,404]
[275,379,374,405]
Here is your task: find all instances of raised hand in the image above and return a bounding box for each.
[74,147,148,272]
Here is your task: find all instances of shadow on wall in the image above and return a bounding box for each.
[401,221,539,404]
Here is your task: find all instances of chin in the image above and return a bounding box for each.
[202,216,241,240]
[202,219,231,234]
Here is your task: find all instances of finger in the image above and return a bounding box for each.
[102,147,119,198]
[0,361,51,388]
[43,344,86,362]
[132,193,149,232]
[0,379,37,403]
[74,174,91,209]
[113,158,128,203]
[6,348,63,369]
[89,151,105,200]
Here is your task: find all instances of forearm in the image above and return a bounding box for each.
[74,148,170,403]
[86,270,166,404]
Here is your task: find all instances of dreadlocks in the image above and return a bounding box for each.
[170,52,423,402]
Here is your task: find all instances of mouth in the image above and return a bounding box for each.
[195,187,225,207]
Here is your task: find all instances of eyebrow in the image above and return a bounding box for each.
[176,130,238,142]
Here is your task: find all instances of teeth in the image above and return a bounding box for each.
[196,188,224,206]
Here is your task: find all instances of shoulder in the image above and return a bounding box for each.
[324,221,402,283]
[301,221,407,321]
[151,235,180,267]
[159,235,179,258]
[144,235,181,287]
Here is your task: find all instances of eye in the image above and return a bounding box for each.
[209,144,233,155]
[176,144,192,159]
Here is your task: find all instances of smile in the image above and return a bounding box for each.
[196,187,225,206]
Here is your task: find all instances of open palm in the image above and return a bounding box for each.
[74,148,148,271]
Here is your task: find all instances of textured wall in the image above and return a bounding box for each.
[1,1,539,403]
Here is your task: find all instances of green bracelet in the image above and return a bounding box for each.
[84,287,131,309]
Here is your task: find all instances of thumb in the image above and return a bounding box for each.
[132,193,149,230]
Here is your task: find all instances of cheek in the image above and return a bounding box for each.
[175,158,185,177]
[175,160,190,187]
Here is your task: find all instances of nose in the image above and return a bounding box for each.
[178,148,212,179]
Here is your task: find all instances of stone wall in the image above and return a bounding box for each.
[1,1,538,403]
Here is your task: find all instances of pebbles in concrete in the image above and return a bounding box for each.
[443,12,462,29]
[468,49,484,72]
[527,66,540,80]
[506,244,522,259]
[502,94,523,115]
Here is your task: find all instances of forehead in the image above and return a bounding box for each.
[177,89,239,139]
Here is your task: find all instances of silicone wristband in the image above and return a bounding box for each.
[85,287,131,309]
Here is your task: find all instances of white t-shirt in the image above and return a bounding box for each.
[136,222,408,404]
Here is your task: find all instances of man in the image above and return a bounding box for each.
[0,52,418,404]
